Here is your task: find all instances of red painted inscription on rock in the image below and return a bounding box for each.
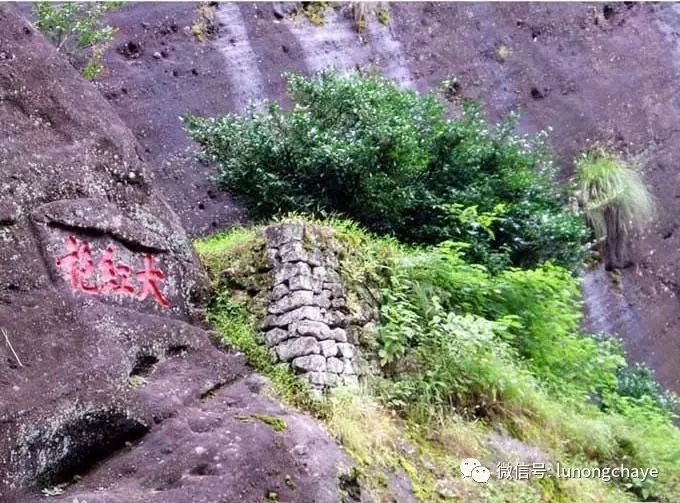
[55,235,170,308]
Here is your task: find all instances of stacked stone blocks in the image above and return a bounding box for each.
[261,223,360,393]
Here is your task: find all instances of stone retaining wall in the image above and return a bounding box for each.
[261,223,361,394]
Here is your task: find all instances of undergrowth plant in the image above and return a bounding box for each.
[195,219,680,502]
[190,1,218,42]
[369,232,679,500]
[385,241,623,402]
[184,70,590,273]
[293,1,331,25]
[32,1,123,79]
[349,2,368,32]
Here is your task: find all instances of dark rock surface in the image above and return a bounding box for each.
[0,5,359,502]
[96,2,248,239]
[5,0,680,498]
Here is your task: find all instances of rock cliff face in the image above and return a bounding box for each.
[0,5,359,502]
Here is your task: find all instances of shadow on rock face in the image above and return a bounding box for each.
[15,407,149,489]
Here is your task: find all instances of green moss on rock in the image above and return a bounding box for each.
[251,413,287,432]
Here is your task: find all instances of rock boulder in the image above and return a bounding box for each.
[0,5,359,502]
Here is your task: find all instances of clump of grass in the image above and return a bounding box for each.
[190,1,218,42]
[574,148,655,270]
[326,387,402,468]
[376,6,390,25]
[294,1,331,26]
[495,44,510,61]
[350,3,390,33]
[251,413,287,432]
[326,387,445,501]
[41,485,65,497]
[127,375,146,389]
[193,226,266,285]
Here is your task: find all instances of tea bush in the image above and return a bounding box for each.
[184,70,590,272]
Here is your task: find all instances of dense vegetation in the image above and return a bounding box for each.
[189,72,679,502]
[185,70,590,274]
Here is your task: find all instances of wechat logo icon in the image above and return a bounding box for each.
[460,458,491,483]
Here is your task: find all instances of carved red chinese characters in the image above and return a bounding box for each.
[55,236,98,295]
[135,254,170,308]
[98,245,136,296]
[55,235,170,308]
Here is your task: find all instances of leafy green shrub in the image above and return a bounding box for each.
[294,1,331,25]
[379,292,537,418]
[184,70,590,273]
[613,362,679,415]
[32,1,123,79]
[392,242,623,401]
[590,335,679,420]
[481,266,625,400]
[373,240,680,500]
[573,148,655,270]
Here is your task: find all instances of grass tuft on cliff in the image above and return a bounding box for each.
[574,148,655,270]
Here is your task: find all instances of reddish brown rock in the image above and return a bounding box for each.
[0,5,361,502]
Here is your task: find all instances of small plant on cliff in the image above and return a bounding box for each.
[190,1,218,42]
[41,484,65,497]
[32,1,123,79]
[293,1,331,25]
[185,69,590,273]
[376,6,390,25]
[573,148,655,271]
[349,2,368,32]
